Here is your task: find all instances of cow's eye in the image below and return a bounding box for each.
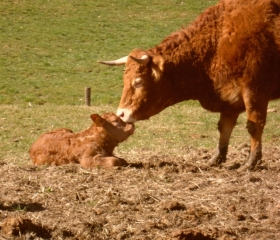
[133,77,143,89]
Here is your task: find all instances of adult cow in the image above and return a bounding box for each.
[98,0,280,171]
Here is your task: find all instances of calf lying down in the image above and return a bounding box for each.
[29,113,134,168]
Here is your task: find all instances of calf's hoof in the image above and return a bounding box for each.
[115,158,128,167]
[101,157,128,168]
[80,156,128,168]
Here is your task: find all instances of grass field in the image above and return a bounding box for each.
[1,0,217,106]
[0,0,221,158]
[1,1,280,239]
[1,0,280,160]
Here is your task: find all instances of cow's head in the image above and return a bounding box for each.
[98,49,169,123]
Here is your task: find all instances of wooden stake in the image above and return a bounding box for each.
[85,87,91,106]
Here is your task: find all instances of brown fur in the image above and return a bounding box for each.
[29,113,134,168]
[110,0,280,170]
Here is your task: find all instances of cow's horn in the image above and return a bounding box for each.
[97,56,128,66]
[130,55,150,65]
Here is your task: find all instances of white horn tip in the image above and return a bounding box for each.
[97,56,128,66]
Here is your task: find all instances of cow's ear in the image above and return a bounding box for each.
[151,55,164,81]
[90,114,104,126]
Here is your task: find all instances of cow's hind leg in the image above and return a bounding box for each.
[208,112,239,166]
[238,104,267,171]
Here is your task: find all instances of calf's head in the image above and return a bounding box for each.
[98,49,167,123]
[91,113,135,142]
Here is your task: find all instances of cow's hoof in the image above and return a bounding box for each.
[207,155,226,166]
[238,158,262,172]
[237,164,254,172]
[207,157,219,166]
[237,161,261,172]
[207,147,227,167]
[227,162,241,170]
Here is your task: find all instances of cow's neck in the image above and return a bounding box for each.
[149,2,223,107]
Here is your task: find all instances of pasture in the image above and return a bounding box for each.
[0,0,280,239]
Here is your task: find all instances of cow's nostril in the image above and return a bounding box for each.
[118,111,124,118]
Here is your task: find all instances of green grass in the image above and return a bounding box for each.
[0,0,217,106]
[1,0,280,163]
[2,101,280,162]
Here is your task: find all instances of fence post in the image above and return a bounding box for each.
[85,87,91,106]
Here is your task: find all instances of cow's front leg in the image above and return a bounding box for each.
[208,112,239,166]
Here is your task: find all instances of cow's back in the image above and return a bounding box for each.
[209,0,280,104]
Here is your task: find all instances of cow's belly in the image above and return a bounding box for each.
[198,90,245,113]
[270,86,280,100]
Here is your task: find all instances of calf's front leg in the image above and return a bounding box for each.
[80,154,128,168]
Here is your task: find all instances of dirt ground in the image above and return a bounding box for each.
[0,144,279,240]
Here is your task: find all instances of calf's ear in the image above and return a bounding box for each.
[90,114,104,126]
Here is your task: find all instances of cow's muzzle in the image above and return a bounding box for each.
[116,108,136,123]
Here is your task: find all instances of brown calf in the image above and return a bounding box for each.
[29,113,134,168]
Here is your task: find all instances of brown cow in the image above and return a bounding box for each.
[98,0,280,171]
[29,113,134,168]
